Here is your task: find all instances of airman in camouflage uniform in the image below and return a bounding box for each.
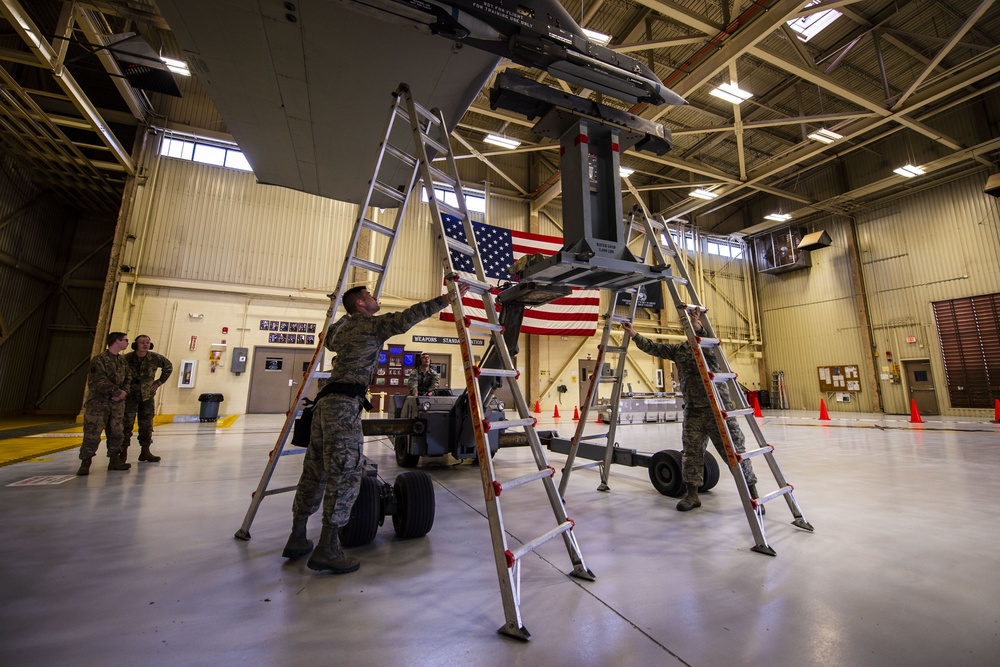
[284,284,466,573]
[406,353,440,396]
[623,314,757,511]
[122,335,173,463]
[77,332,133,476]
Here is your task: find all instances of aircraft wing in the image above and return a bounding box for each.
[156,0,500,205]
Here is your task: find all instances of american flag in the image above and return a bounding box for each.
[440,216,600,336]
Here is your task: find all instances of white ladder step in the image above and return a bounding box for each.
[696,336,721,347]
[464,318,503,334]
[475,366,519,379]
[722,408,755,418]
[361,217,396,237]
[756,485,793,505]
[506,521,574,565]
[569,460,603,472]
[496,417,537,430]
[434,197,465,220]
[738,445,775,460]
[427,163,457,188]
[420,133,451,157]
[709,372,738,382]
[383,142,417,168]
[496,466,555,494]
[373,180,406,203]
[350,258,387,275]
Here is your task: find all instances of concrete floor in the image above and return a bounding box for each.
[1,410,998,666]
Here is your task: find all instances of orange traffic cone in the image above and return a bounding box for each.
[992,398,1000,424]
[533,400,541,413]
[752,393,763,418]
[596,412,602,424]
[553,405,560,419]
[572,406,580,421]
[818,399,830,421]
[909,398,924,424]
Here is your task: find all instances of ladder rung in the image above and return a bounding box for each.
[610,314,631,323]
[476,367,519,378]
[444,234,475,257]
[756,485,792,505]
[262,485,296,496]
[569,460,603,472]
[507,521,573,564]
[361,217,395,237]
[382,143,417,168]
[372,180,406,203]
[421,133,451,156]
[722,408,755,418]
[457,276,490,294]
[434,198,465,220]
[696,336,720,347]
[349,257,387,275]
[427,164,457,188]
[670,275,688,285]
[578,433,608,442]
[598,377,618,383]
[738,445,774,460]
[710,372,737,382]
[465,318,503,333]
[409,98,442,126]
[498,467,554,493]
[604,345,626,354]
[499,417,536,430]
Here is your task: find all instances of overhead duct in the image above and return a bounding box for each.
[107,33,182,97]
[797,230,832,251]
[984,173,1000,197]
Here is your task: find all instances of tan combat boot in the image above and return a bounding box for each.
[676,486,701,512]
[306,527,359,574]
[108,452,132,471]
[282,515,313,559]
[138,446,161,462]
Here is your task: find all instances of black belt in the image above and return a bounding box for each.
[316,382,373,412]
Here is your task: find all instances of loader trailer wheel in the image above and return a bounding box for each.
[392,471,435,539]
[340,475,381,547]
[648,449,685,497]
[395,435,419,468]
[699,451,720,493]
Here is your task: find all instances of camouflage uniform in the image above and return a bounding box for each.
[631,333,756,488]
[406,366,440,396]
[291,295,450,530]
[122,350,173,449]
[79,351,132,460]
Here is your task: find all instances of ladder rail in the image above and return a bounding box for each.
[234,88,423,540]
[404,94,592,640]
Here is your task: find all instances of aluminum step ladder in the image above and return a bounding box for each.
[638,205,814,556]
[234,87,424,540]
[557,211,665,497]
[398,84,594,640]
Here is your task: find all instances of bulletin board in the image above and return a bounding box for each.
[817,365,861,392]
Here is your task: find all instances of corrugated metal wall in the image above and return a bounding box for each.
[0,157,112,414]
[856,171,1000,416]
[756,170,1000,416]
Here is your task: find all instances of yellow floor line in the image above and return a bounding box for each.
[0,426,83,467]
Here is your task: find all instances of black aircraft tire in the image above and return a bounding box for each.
[392,471,435,539]
[395,435,419,468]
[648,449,685,497]
[340,476,380,548]
[699,451,721,493]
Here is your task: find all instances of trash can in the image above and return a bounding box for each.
[198,393,224,422]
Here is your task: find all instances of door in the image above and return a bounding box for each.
[247,347,318,413]
[904,360,939,416]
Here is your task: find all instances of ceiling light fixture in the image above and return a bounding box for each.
[582,28,612,46]
[161,56,191,76]
[764,213,792,222]
[484,134,520,150]
[893,164,925,178]
[619,167,635,178]
[689,188,719,200]
[808,128,842,144]
[709,82,753,104]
